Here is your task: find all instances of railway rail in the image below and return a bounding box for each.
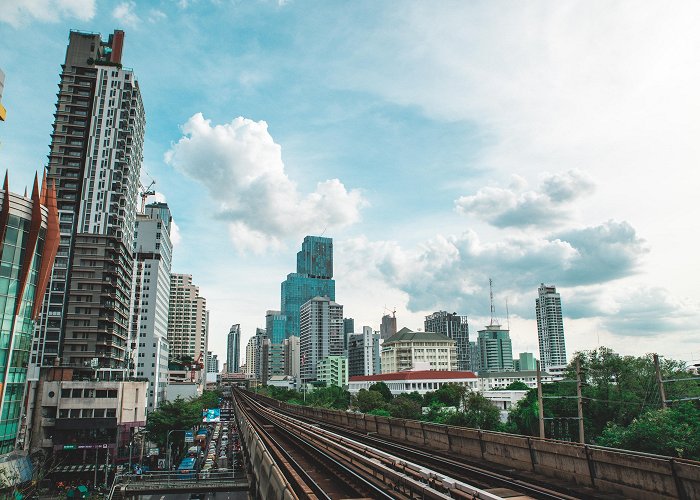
[235,389,510,499]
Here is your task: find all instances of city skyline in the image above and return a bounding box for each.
[1,2,699,364]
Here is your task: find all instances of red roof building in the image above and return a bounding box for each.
[348,370,477,395]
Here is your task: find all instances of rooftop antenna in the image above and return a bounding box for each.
[506,298,510,331]
[489,278,497,326]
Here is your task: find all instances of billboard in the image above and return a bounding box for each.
[202,408,221,422]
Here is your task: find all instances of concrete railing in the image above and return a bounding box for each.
[253,393,700,500]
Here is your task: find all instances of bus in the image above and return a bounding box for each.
[177,457,197,479]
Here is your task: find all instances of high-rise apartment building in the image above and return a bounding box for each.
[281,236,335,339]
[227,324,240,373]
[424,311,470,371]
[130,202,172,410]
[206,351,219,373]
[33,30,145,375]
[477,325,514,373]
[0,175,59,455]
[168,274,208,367]
[283,335,300,381]
[380,313,397,340]
[347,326,381,377]
[244,336,256,377]
[253,327,267,382]
[536,283,567,370]
[299,296,344,382]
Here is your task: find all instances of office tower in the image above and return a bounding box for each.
[425,311,470,371]
[206,351,219,373]
[343,318,354,334]
[516,352,537,371]
[253,327,267,382]
[299,296,344,382]
[33,30,145,374]
[0,68,6,121]
[131,202,172,410]
[380,313,397,340]
[227,324,240,373]
[536,284,567,370]
[168,274,207,367]
[347,326,381,377]
[477,325,514,373]
[265,310,286,344]
[281,236,335,339]
[469,341,480,372]
[283,335,300,383]
[0,175,59,455]
[244,336,256,376]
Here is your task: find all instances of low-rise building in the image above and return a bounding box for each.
[483,390,529,422]
[317,356,348,387]
[381,328,456,373]
[348,370,477,396]
[477,370,554,391]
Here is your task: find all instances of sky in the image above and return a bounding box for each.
[1,0,699,366]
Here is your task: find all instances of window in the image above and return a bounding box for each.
[94,409,105,418]
[61,389,71,398]
[96,390,107,398]
[72,389,82,398]
[106,408,116,417]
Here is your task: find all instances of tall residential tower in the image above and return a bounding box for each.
[227,324,240,373]
[424,311,470,371]
[536,283,567,370]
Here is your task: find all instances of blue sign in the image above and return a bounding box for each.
[202,408,221,422]
[184,431,194,443]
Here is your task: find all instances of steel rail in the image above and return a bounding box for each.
[244,390,587,500]
[238,389,503,500]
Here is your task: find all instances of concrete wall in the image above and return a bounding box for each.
[254,393,700,500]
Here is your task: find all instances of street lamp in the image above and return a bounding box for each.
[166,429,192,470]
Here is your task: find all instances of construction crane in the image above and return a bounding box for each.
[190,352,204,382]
[139,179,156,213]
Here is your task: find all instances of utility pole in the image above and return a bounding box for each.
[536,360,545,439]
[654,353,667,409]
[576,358,585,444]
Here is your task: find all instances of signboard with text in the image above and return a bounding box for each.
[184,431,194,443]
[202,408,221,422]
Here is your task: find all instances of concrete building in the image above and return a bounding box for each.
[380,313,397,340]
[130,202,173,410]
[281,236,335,339]
[244,336,256,377]
[317,356,348,388]
[483,390,529,422]
[469,341,480,372]
[348,370,477,396]
[28,366,146,466]
[514,352,537,371]
[536,284,567,370]
[381,328,456,373]
[424,311,470,371]
[477,325,514,373]
[206,351,219,374]
[0,175,59,456]
[33,30,145,375]
[283,335,300,381]
[347,326,380,377]
[299,296,344,382]
[168,274,208,376]
[227,324,240,373]
[477,370,555,391]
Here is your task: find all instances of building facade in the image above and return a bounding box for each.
[0,175,59,454]
[131,202,172,410]
[348,370,477,396]
[380,313,397,341]
[281,236,335,339]
[167,274,208,369]
[317,356,348,388]
[536,283,567,370]
[265,310,286,344]
[299,296,344,382]
[477,325,514,373]
[283,335,300,381]
[515,352,537,371]
[33,30,145,375]
[380,328,456,373]
[226,324,240,373]
[424,311,470,371]
[347,326,380,378]
[244,336,256,377]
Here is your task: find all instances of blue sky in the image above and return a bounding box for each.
[2,0,699,365]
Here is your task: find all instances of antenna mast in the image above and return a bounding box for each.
[489,278,496,326]
[506,298,510,330]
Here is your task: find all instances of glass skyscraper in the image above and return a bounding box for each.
[281,236,335,339]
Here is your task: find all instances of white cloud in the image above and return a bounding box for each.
[170,220,182,248]
[455,170,595,228]
[165,113,366,252]
[2,0,95,27]
[147,9,167,23]
[112,1,141,28]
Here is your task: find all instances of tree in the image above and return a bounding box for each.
[355,389,388,413]
[449,392,501,430]
[368,382,393,402]
[504,381,529,391]
[596,403,700,460]
[388,395,422,420]
[423,383,466,408]
[307,385,351,410]
[145,397,201,455]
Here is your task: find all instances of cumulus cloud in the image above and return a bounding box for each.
[455,170,595,228]
[341,220,646,316]
[165,113,366,252]
[2,0,95,27]
[112,1,140,28]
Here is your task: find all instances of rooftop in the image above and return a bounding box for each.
[349,370,477,382]
[383,327,454,344]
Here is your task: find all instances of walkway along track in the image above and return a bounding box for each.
[234,389,509,499]
[240,390,618,500]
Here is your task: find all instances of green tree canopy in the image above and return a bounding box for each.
[388,395,422,420]
[368,382,393,402]
[355,389,388,413]
[307,385,351,410]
